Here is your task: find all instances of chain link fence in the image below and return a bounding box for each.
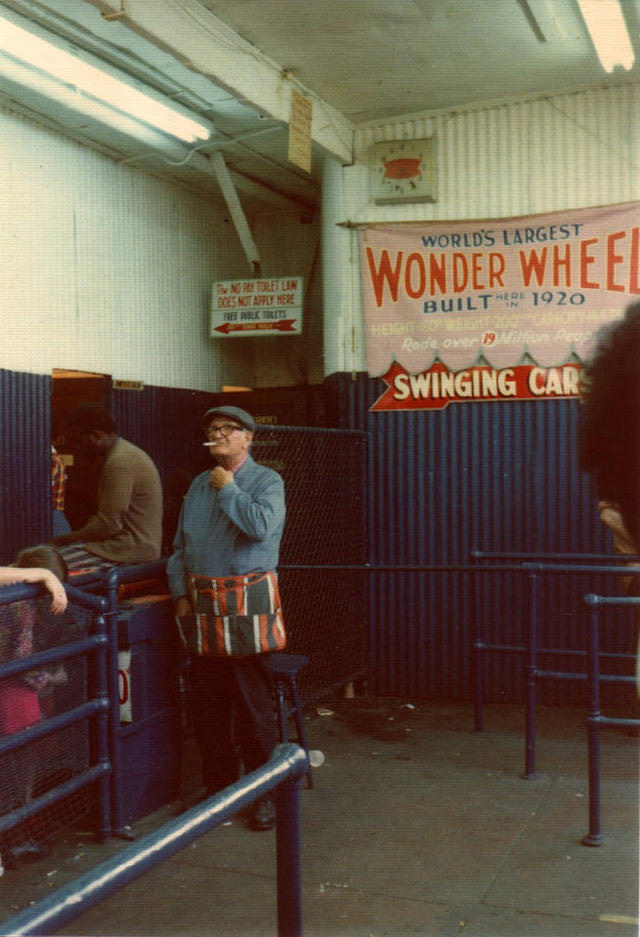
[0,596,94,867]
[253,425,368,703]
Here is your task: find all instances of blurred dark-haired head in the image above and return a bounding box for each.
[67,402,116,436]
[580,300,640,546]
[16,544,69,582]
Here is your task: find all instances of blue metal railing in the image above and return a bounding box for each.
[102,561,169,837]
[470,551,639,845]
[470,553,637,754]
[282,561,522,703]
[0,582,112,843]
[283,558,637,762]
[68,560,171,837]
[582,594,640,847]
[471,550,640,563]
[518,562,637,781]
[2,743,309,937]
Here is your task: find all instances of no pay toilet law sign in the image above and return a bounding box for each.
[211,277,303,337]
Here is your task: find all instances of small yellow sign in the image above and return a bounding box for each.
[288,88,312,173]
[114,379,144,391]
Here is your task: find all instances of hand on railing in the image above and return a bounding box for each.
[0,566,68,614]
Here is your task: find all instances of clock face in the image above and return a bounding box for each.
[371,138,436,205]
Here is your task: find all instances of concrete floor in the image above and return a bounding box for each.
[0,696,638,937]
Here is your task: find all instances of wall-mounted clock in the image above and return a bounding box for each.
[370,137,436,205]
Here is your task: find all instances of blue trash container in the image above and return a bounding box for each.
[115,596,182,827]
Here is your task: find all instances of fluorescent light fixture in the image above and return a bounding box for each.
[575,0,635,72]
[0,14,212,143]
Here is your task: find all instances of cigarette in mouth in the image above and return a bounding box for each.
[203,441,218,446]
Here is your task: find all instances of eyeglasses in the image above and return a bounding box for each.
[205,423,244,438]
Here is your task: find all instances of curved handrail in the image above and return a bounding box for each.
[2,743,309,937]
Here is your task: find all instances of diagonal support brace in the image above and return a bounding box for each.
[210,149,261,275]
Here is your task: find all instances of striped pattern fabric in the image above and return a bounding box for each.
[58,544,116,574]
[178,570,286,657]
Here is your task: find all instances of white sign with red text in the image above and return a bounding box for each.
[359,201,639,376]
[211,277,303,337]
[118,650,132,723]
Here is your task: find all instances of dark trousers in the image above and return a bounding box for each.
[188,653,277,793]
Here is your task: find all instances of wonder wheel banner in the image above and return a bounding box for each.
[358,201,639,410]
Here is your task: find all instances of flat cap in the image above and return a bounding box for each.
[202,405,256,433]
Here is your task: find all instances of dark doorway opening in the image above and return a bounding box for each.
[51,370,111,530]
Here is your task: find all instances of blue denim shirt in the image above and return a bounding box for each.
[166,455,285,600]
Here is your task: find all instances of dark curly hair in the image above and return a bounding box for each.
[68,402,116,435]
[579,300,640,547]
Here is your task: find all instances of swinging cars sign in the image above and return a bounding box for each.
[211,277,303,337]
[372,359,582,412]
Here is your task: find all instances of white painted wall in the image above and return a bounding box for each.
[0,105,321,390]
[323,82,640,375]
[252,209,323,387]
[3,82,637,389]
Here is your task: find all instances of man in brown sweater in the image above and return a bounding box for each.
[51,403,162,571]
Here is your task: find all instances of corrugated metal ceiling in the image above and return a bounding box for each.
[0,0,638,211]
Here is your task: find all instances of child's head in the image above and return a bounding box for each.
[15,545,68,583]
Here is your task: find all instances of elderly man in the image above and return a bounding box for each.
[167,405,286,831]
[51,403,163,571]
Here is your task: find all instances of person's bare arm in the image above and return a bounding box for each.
[0,567,68,613]
[598,501,637,555]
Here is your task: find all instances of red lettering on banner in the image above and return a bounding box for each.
[360,205,640,380]
[489,253,506,286]
[453,254,467,292]
[405,253,426,298]
[607,230,626,292]
[631,227,640,293]
[366,226,640,307]
[430,254,446,293]
[367,247,508,305]
[370,361,582,412]
[580,238,599,289]
[366,247,403,306]
[552,244,571,287]
[472,253,484,289]
[518,247,547,286]
[516,231,639,292]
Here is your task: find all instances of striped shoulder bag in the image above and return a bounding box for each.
[176,570,286,657]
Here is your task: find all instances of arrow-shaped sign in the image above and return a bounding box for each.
[215,320,297,334]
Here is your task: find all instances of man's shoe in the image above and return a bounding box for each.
[249,797,276,831]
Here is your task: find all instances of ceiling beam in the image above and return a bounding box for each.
[209,150,261,274]
[227,168,318,212]
[94,0,354,165]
